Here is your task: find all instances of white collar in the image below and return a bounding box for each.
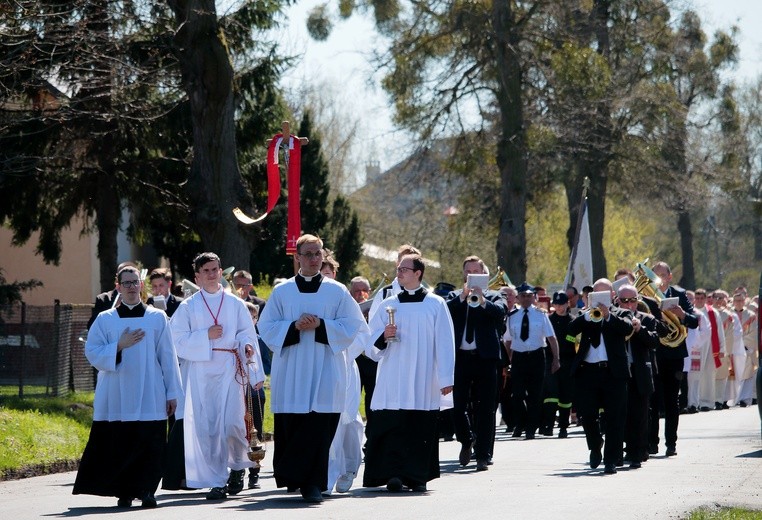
[404,285,422,295]
[122,301,141,310]
[298,269,320,282]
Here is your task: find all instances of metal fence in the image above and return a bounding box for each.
[0,301,94,397]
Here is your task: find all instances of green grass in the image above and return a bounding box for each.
[0,392,93,477]
[688,507,762,519]
[0,375,367,477]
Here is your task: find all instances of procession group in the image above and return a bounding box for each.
[71,235,759,508]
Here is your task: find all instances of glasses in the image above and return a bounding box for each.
[618,297,638,303]
[234,283,252,289]
[396,266,416,273]
[299,251,323,260]
[119,280,140,288]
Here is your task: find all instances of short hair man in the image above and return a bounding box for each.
[258,234,369,503]
[146,268,183,317]
[166,252,265,500]
[568,278,634,475]
[73,266,182,508]
[446,255,507,470]
[367,244,422,320]
[363,253,455,492]
[232,269,267,315]
[87,261,138,329]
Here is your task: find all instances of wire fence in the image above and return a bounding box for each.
[0,301,94,397]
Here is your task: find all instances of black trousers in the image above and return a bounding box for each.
[574,363,627,466]
[649,357,684,449]
[625,379,651,462]
[556,354,575,429]
[453,350,498,460]
[510,349,546,436]
[356,354,378,421]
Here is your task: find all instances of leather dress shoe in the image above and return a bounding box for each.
[386,477,403,492]
[700,406,711,412]
[476,459,489,471]
[603,464,617,475]
[140,494,157,508]
[459,441,473,466]
[410,483,427,493]
[629,461,642,469]
[511,428,523,438]
[248,471,260,489]
[300,485,324,503]
[589,446,602,469]
[665,447,677,457]
[524,432,535,440]
[117,497,132,508]
[206,487,227,500]
[648,444,658,455]
[558,428,568,439]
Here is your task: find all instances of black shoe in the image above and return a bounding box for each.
[603,463,617,475]
[486,457,494,465]
[753,399,757,405]
[648,444,658,455]
[248,471,260,489]
[688,405,698,414]
[117,497,132,508]
[740,401,748,408]
[541,427,553,437]
[524,432,536,440]
[700,406,711,412]
[665,447,677,457]
[722,402,730,410]
[629,461,642,469]
[615,458,624,467]
[140,494,157,508]
[476,459,489,471]
[558,428,568,439]
[226,469,245,495]
[410,483,427,493]
[206,487,227,500]
[300,485,323,503]
[459,441,473,466]
[386,477,403,493]
[589,442,603,469]
[715,402,723,411]
[511,428,523,438]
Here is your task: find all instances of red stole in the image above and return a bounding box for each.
[706,305,722,369]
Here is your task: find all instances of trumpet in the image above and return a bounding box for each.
[586,307,604,322]
[468,293,484,308]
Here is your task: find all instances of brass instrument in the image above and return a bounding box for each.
[221,266,236,291]
[587,307,604,322]
[369,273,390,300]
[468,293,484,308]
[488,266,513,290]
[633,259,686,348]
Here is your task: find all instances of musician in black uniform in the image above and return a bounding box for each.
[568,278,633,475]
[615,283,667,468]
[648,262,699,457]
[446,256,507,470]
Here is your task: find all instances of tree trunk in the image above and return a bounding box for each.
[493,0,528,283]
[677,208,695,288]
[168,0,252,269]
[96,173,120,292]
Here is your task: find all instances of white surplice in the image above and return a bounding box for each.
[86,306,182,422]
[170,287,265,489]
[258,276,369,414]
[366,291,455,411]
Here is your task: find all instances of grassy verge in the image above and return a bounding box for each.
[0,377,366,479]
[688,507,762,519]
[0,392,93,480]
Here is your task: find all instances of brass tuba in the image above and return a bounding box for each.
[633,259,687,348]
[488,266,513,290]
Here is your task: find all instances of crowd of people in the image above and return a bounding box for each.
[72,241,759,508]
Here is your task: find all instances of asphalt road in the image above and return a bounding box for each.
[1,406,761,519]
